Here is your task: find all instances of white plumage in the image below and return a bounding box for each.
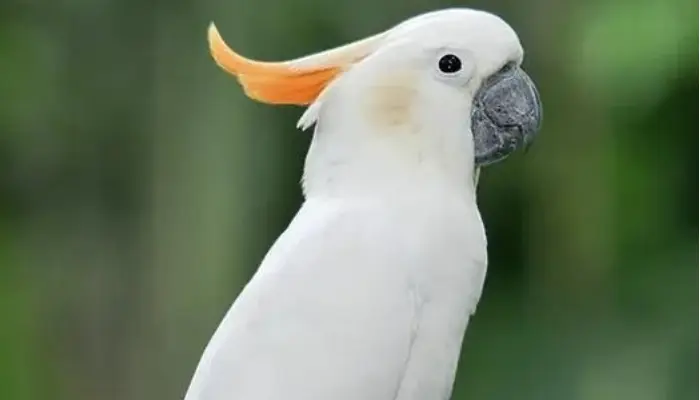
[186,195,487,399]
[185,8,541,400]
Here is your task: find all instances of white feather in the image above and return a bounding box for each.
[185,7,526,400]
[184,194,487,400]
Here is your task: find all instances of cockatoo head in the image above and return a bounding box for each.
[208,8,541,194]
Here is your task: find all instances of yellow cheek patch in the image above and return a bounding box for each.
[365,71,418,128]
[208,24,343,106]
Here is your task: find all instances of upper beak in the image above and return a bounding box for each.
[471,67,542,166]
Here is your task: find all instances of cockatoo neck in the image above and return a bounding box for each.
[301,108,477,201]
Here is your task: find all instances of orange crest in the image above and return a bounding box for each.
[207,23,385,106]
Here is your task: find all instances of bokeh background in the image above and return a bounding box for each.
[1,0,697,398]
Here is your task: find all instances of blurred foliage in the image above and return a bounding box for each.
[0,0,697,399]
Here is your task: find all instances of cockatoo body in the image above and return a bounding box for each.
[185,8,542,400]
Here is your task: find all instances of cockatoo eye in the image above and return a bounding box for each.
[438,54,462,74]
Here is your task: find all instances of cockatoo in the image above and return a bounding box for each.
[185,8,541,400]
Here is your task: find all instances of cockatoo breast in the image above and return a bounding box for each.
[184,192,488,400]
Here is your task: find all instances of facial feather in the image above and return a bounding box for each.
[364,70,419,129]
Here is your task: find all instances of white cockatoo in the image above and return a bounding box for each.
[185,8,541,400]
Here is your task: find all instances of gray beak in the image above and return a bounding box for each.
[471,67,542,166]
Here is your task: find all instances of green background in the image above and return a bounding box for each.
[0,0,697,399]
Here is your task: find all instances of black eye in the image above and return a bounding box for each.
[438,54,462,74]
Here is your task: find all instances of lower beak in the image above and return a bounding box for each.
[471,67,542,166]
